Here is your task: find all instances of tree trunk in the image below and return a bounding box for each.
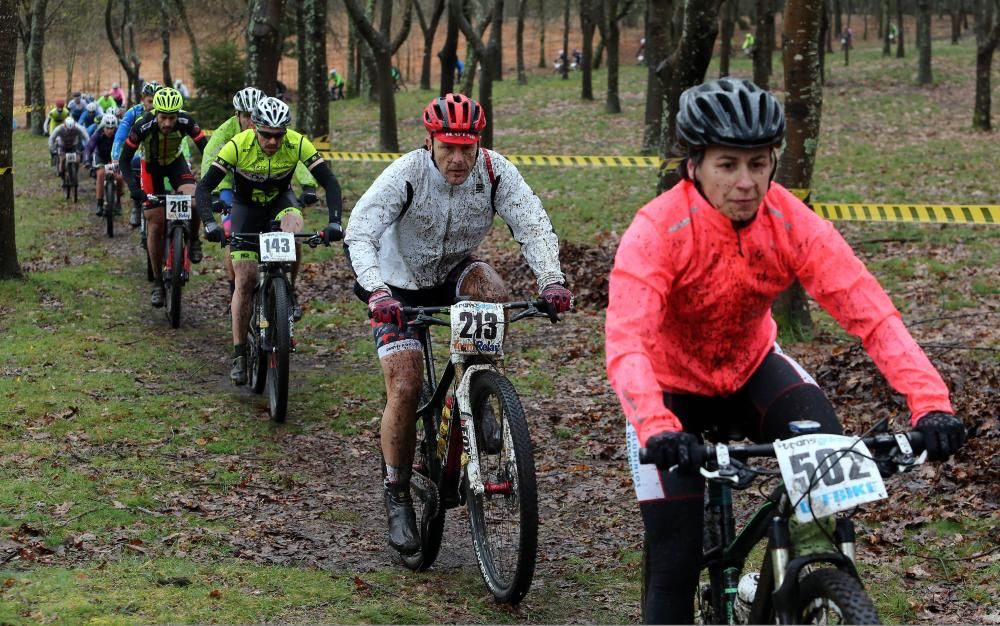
[594,33,605,67]
[439,6,459,93]
[516,0,529,83]
[296,0,330,138]
[641,0,671,155]
[415,0,445,90]
[173,0,201,75]
[819,0,829,82]
[106,0,143,105]
[951,0,961,43]
[895,0,905,56]
[916,0,932,83]
[972,0,999,130]
[495,0,504,79]
[1,0,23,278]
[561,0,570,78]
[344,0,412,151]
[246,0,286,94]
[16,3,32,128]
[538,0,547,68]
[754,0,775,89]
[581,0,596,99]
[719,0,735,77]
[656,0,721,193]
[28,0,49,135]
[834,0,842,36]
[461,1,493,95]
[774,0,824,339]
[452,0,501,148]
[347,17,360,97]
[65,39,78,104]
[882,0,891,54]
[160,0,173,87]
[603,0,622,113]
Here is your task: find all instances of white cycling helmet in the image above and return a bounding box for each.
[251,96,291,128]
[63,118,76,130]
[86,102,98,112]
[104,105,120,117]
[101,113,119,128]
[233,86,265,114]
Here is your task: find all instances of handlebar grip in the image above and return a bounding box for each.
[535,299,559,323]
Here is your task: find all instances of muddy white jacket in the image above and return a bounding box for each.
[344,148,565,293]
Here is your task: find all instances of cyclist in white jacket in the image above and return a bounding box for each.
[344,93,574,557]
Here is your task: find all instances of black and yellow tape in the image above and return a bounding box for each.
[13,104,46,114]
[812,203,997,225]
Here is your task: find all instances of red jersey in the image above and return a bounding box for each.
[605,180,953,446]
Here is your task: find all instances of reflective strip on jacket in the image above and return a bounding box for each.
[605,179,953,446]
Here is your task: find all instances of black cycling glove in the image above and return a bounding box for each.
[916,412,965,462]
[645,431,702,476]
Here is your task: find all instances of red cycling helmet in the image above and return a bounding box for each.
[55,98,65,108]
[423,93,486,145]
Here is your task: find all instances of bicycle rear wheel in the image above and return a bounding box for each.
[247,286,268,394]
[465,370,538,604]
[165,227,184,328]
[790,568,880,624]
[265,277,291,422]
[400,384,446,572]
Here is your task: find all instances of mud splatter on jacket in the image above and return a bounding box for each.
[345,148,565,293]
[606,179,953,446]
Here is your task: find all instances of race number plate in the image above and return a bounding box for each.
[774,434,887,522]
[259,231,296,262]
[64,152,78,163]
[165,195,192,220]
[450,301,505,356]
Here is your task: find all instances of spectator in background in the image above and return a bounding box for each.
[329,69,345,101]
[174,79,191,98]
[109,81,125,106]
[742,32,756,57]
[455,59,465,81]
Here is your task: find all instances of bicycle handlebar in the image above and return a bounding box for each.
[399,299,558,325]
[638,430,925,468]
[225,231,327,250]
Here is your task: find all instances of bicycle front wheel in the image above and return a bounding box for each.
[70,162,78,203]
[789,568,881,625]
[401,384,446,572]
[247,286,268,395]
[465,370,538,604]
[265,277,291,422]
[104,178,116,238]
[166,227,184,328]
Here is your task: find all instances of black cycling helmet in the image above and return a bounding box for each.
[141,81,162,98]
[676,78,785,150]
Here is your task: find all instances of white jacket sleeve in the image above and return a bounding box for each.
[343,152,417,293]
[490,152,565,291]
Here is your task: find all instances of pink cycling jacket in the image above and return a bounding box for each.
[606,180,953,446]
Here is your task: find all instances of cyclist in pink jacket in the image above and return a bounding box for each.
[605,78,964,624]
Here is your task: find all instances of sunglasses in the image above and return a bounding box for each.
[257,129,286,141]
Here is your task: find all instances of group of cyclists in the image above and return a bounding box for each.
[36,74,966,622]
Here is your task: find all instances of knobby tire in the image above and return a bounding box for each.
[248,285,268,394]
[166,227,184,328]
[104,177,116,238]
[465,370,538,604]
[401,384,446,572]
[266,278,291,422]
[790,568,881,625]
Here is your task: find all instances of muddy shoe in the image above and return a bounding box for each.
[230,355,247,386]
[129,205,141,227]
[94,203,105,217]
[150,281,165,308]
[384,484,420,555]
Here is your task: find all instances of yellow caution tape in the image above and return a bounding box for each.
[814,203,998,225]
[13,105,42,113]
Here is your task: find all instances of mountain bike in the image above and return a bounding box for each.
[146,194,193,328]
[225,225,326,423]
[398,299,559,604]
[61,149,80,203]
[101,164,121,238]
[640,419,928,624]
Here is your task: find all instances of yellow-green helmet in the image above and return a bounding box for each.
[152,87,183,114]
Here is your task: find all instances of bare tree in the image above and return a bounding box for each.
[718,0,735,77]
[895,0,905,56]
[972,0,1000,130]
[754,0,775,89]
[916,0,932,83]
[516,0,529,83]
[414,0,445,90]
[560,0,569,78]
[160,0,173,87]
[882,0,892,55]
[439,6,459,94]
[460,0,493,95]
[173,0,201,76]
[773,0,824,338]
[344,0,413,151]
[1,0,22,278]
[452,0,502,147]
[642,0,674,154]
[106,0,142,105]
[656,0,722,192]
[246,0,286,94]
[580,0,597,99]
[538,0,547,68]
[28,0,51,134]
[595,0,635,113]
[296,0,329,138]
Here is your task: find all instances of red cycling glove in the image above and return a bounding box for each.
[368,289,403,326]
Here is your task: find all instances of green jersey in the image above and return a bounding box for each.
[203,116,318,194]
[213,128,323,204]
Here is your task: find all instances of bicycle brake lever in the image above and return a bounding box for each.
[700,443,740,483]
[892,433,927,472]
